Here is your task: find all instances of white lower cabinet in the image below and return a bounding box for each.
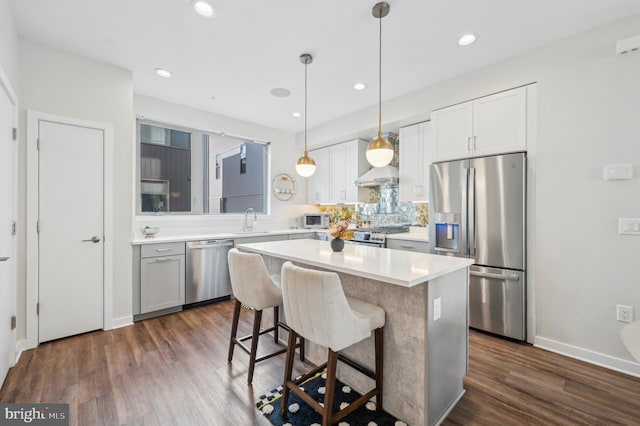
[288,232,316,240]
[140,243,185,314]
[386,238,429,253]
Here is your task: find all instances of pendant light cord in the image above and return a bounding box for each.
[378,11,382,134]
[304,60,308,154]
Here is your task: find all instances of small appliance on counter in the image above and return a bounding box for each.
[303,213,330,229]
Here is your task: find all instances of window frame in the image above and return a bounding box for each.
[136,119,271,216]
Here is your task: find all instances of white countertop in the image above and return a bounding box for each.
[132,229,317,245]
[237,239,472,287]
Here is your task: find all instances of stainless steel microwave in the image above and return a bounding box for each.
[303,213,330,229]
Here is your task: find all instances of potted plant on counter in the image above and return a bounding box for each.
[326,207,355,252]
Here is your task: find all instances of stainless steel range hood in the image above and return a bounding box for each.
[355,165,399,187]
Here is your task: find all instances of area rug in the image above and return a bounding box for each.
[256,371,408,426]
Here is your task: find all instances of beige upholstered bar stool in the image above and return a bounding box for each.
[227,249,304,384]
[280,261,385,425]
[621,321,640,362]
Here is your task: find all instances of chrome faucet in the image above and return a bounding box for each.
[244,207,256,232]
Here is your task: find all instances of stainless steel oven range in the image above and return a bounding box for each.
[347,231,386,248]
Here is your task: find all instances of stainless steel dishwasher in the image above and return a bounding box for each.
[185,240,234,304]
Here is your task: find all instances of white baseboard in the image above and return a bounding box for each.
[110,315,134,329]
[535,336,640,378]
[15,339,28,365]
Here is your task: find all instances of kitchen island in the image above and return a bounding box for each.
[237,239,473,426]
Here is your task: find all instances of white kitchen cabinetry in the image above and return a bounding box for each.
[233,234,287,244]
[307,146,330,203]
[308,139,368,204]
[399,121,431,202]
[432,86,527,162]
[140,242,185,314]
[386,238,429,253]
[288,232,316,240]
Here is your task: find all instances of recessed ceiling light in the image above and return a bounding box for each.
[270,88,291,98]
[353,82,367,91]
[292,112,302,118]
[458,34,477,46]
[191,0,216,18]
[154,68,173,78]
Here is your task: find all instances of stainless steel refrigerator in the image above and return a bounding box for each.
[430,152,526,341]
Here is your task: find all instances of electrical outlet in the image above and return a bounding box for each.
[433,297,441,321]
[616,305,634,323]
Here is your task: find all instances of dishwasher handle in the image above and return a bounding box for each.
[187,240,234,249]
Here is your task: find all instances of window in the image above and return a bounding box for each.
[137,120,270,215]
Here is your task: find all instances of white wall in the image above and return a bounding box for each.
[16,40,135,335]
[305,14,640,374]
[134,94,314,234]
[0,0,19,88]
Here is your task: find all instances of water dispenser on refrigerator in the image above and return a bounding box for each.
[433,212,461,255]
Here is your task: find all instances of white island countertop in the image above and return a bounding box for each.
[237,239,473,287]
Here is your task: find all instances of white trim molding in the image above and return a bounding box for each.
[535,336,640,378]
[26,110,115,349]
[0,62,18,376]
[111,316,134,330]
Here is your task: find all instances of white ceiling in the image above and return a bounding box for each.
[9,0,640,133]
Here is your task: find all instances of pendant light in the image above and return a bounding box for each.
[295,53,317,177]
[366,2,394,168]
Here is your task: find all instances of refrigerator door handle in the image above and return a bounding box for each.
[470,270,520,281]
[469,167,476,257]
[434,247,461,254]
[461,167,469,257]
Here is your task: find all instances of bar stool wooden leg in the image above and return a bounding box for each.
[323,349,339,426]
[299,335,305,362]
[227,299,242,363]
[247,309,263,384]
[281,329,298,415]
[375,327,384,410]
[273,306,279,344]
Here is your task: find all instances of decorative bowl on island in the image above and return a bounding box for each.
[142,226,160,237]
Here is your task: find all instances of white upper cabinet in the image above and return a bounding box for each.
[330,143,347,202]
[307,146,330,203]
[432,86,528,162]
[308,139,367,204]
[399,121,432,203]
[432,102,473,162]
[344,139,368,202]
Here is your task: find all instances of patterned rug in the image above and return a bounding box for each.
[256,371,407,426]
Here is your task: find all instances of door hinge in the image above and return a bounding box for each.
[37,138,40,150]
[12,127,17,141]
[11,221,16,236]
[36,221,39,234]
[10,315,16,330]
[37,303,40,316]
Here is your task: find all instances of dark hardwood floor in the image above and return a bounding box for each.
[2,299,640,425]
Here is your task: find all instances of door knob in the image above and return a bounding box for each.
[82,236,101,243]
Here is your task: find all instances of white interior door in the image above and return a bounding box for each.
[0,83,16,383]
[38,120,104,343]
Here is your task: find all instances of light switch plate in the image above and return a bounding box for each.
[619,218,640,235]
[433,297,441,321]
[603,164,633,180]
